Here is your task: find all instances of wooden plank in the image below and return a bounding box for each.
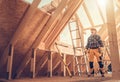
[45,0,83,48]
[106,0,120,79]
[30,48,36,78]
[6,44,14,80]
[82,3,94,26]
[0,0,41,69]
[47,52,52,77]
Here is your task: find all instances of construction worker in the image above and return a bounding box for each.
[86,28,104,77]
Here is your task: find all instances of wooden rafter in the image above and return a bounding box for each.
[82,2,94,26]
[36,0,69,44]
[45,0,83,49]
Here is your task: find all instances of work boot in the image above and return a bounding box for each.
[88,70,94,77]
[99,69,105,77]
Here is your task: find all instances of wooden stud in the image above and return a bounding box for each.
[7,44,14,80]
[30,48,36,78]
[60,54,66,76]
[106,0,120,79]
[47,52,52,77]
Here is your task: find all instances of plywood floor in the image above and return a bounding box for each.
[0,74,118,82]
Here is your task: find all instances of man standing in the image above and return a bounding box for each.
[86,28,104,77]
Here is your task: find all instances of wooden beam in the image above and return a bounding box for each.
[0,0,41,69]
[47,52,52,77]
[45,0,83,48]
[33,0,69,46]
[106,0,120,79]
[6,44,14,80]
[82,3,94,26]
[95,0,105,23]
[53,60,61,71]
[60,54,66,76]
[30,48,36,78]
[35,51,48,76]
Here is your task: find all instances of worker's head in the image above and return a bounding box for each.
[90,28,97,35]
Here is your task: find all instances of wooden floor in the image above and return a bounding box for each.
[0,74,116,82]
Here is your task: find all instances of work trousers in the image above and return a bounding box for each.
[88,48,104,75]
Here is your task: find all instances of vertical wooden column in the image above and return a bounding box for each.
[106,0,120,79]
[30,48,36,78]
[60,54,66,76]
[7,44,14,80]
[47,51,52,77]
[71,55,75,76]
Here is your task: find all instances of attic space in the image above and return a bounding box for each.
[0,0,120,82]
